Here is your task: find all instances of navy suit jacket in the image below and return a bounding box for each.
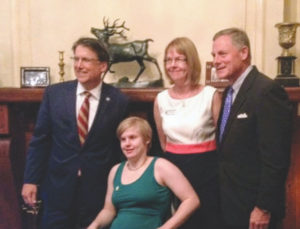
[23,80,129,223]
[217,66,292,227]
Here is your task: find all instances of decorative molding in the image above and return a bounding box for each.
[245,0,265,69]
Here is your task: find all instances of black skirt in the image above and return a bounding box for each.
[165,150,221,229]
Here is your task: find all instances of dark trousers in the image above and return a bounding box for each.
[39,177,102,229]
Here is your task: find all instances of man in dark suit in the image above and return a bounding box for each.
[22,37,129,228]
[212,28,292,229]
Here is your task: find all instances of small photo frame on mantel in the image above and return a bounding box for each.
[205,62,230,89]
[21,67,50,88]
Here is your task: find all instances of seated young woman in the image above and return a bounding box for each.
[87,116,200,229]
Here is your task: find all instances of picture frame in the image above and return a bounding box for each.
[21,67,50,88]
[205,62,230,88]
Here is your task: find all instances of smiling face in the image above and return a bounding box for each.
[165,47,189,85]
[73,45,107,90]
[120,126,149,160]
[212,35,249,83]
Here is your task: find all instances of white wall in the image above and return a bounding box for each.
[0,0,14,86]
[1,0,295,88]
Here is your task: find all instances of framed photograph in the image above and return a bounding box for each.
[21,67,50,88]
[205,62,230,88]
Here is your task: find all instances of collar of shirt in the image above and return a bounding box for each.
[76,81,102,101]
[231,65,253,102]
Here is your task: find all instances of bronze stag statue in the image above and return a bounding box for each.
[91,18,162,85]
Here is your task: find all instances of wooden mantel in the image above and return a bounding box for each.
[0,87,299,102]
[0,87,300,229]
[0,87,162,103]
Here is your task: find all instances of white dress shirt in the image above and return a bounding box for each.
[76,82,102,130]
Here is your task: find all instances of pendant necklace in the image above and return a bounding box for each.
[127,157,148,171]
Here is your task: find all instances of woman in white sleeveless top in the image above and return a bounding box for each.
[154,37,222,229]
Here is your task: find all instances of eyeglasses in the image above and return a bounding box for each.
[70,56,100,64]
[164,57,187,65]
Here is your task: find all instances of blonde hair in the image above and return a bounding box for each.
[116,116,152,150]
[164,37,201,86]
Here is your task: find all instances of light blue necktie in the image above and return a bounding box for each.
[219,87,233,142]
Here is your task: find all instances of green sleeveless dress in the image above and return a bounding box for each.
[110,157,171,229]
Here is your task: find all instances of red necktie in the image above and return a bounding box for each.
[77,91,91,145]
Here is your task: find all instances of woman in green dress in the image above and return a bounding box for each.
[87,116,200,229]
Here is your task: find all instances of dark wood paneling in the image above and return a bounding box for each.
[0,138,22,229]
[282,116,300,229]
[0,105,9,134]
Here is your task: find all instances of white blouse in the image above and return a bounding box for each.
[157,86,216,153]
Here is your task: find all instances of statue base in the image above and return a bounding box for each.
[110,77,163,88]
[275,75,300,87]
[275,55,299,87]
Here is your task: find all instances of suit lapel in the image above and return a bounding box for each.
[63,80,80,145]
[85,83,112,144]
[65,81,78,128]
[219,67,258,145]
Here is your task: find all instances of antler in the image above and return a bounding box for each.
[111,28,127,39]
[102,17,129,39]
[103,17,109,28]
[112,19,129,31]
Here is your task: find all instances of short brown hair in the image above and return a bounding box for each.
[164,37,201,86]
[116,116,152,150]
[72,37,109,62]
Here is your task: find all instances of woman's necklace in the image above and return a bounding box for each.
[127,157,148,171]
[172,85,201,99]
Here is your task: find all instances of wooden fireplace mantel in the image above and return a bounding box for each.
[0,87,300,102]
[0,86,300,229]
[0,87,162,103]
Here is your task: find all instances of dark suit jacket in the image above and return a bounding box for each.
[23,80,129,225]
[217,66,292,227]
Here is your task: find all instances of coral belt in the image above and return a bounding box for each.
[166,140,216,154]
